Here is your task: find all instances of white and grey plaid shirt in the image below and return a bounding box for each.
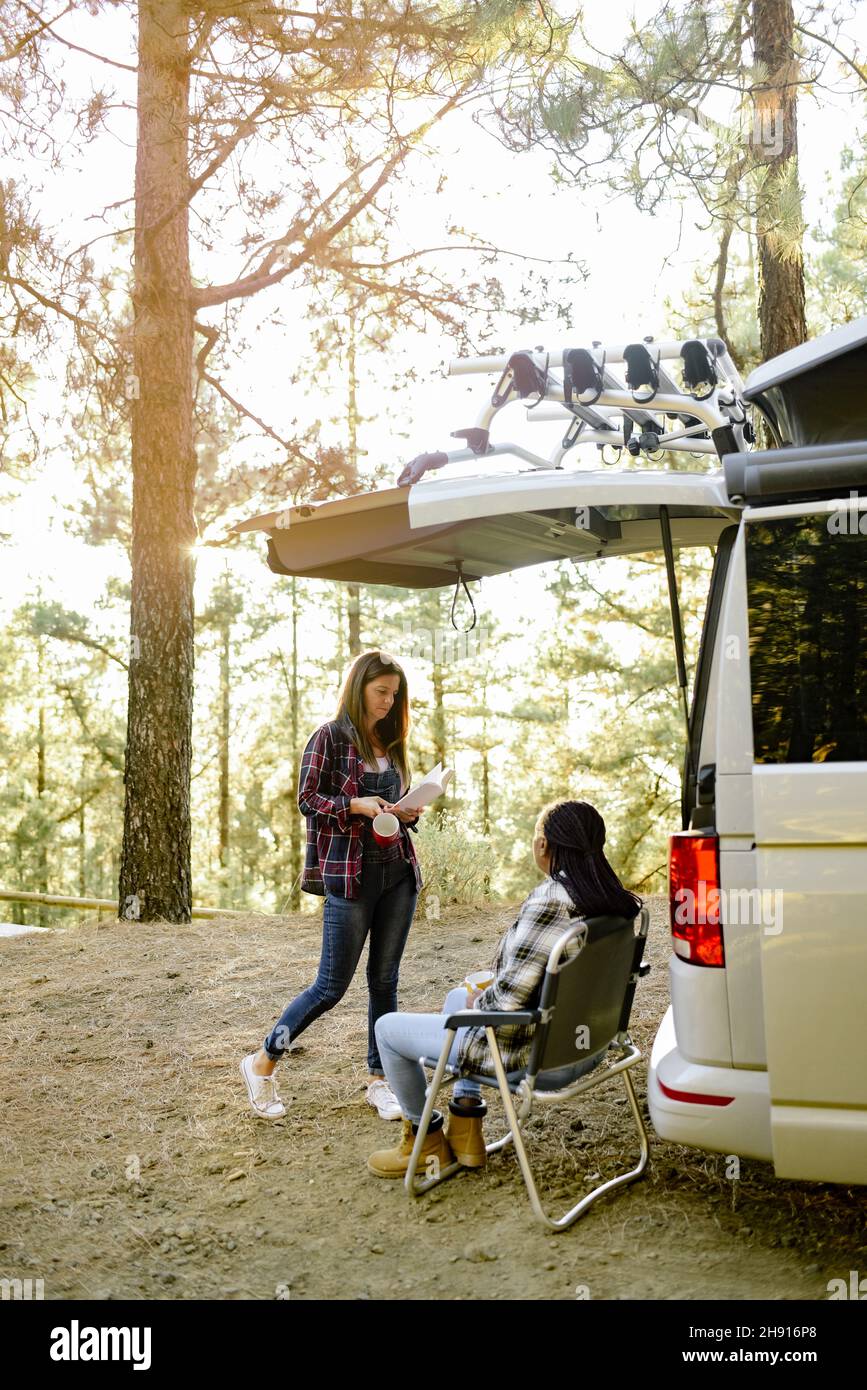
[456,877,588,1078]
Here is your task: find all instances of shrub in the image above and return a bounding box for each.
[413,806,497,918]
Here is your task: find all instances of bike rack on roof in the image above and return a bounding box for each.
[391,333,756,786]
[397,335,754,486]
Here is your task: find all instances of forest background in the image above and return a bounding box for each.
[1,0,866,924]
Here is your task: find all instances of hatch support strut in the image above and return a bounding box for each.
[659,505,694,786]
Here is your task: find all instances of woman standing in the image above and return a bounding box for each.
[240,650,426,1122]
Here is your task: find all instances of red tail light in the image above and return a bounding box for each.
[668,831,725,967]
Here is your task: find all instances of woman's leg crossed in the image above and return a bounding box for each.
[373,985,485,1124]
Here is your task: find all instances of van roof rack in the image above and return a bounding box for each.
[398,335,754,486]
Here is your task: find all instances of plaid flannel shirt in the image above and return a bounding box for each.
[456,877,588,1078]
[298,717,422,899]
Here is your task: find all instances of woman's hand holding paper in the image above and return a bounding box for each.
[384,803,427,824]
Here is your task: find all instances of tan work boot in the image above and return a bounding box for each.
[445,1098,488,1168]
[367,1111,454,1178]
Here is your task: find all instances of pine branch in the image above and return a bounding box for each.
[44,626,128,670]
[6,275,113,360]
[199,366,317,465]
[33,17,138,73]
[193,86,471,308]
[55,777,114,825]
[567,563,667,637]
[55,684,125,774]
[795,21,867,92]
[143,95,274,243]
[2,1,73,62]
[193,144,409,307]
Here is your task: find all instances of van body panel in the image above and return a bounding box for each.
[674,499,867,1181]
[717,846,767,1067]
[744,506,867,1180]
[770,1106,867,1184]
[715,774,754,835]
[669,954,732,1066]
[758,851,867,1108]
[753,765,867,843]
[694,534,765,1065]
[712,531,754,778]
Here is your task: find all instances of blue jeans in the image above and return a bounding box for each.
[375,989,606,1124]
[263,854,418,1073]
[375,987,484,1123]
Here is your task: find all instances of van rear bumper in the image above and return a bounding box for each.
[648,1006,772,1161]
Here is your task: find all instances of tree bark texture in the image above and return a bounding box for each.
[218,614,230,896]
[119,1,195,923]
[753,0,807,365]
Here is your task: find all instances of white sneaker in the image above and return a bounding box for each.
[240,1052,286,1119]
[367,1078,403,1120]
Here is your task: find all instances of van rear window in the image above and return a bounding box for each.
[745,514,867,762]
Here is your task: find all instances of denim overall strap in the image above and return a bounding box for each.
[360,763,404,862]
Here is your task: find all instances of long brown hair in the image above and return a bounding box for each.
[335,651,411,789]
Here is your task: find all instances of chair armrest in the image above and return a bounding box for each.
[444,1009,541,1029]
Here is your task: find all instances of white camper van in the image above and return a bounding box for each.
[234,320,867,1186]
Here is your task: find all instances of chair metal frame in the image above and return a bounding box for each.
[404,907,651,1230]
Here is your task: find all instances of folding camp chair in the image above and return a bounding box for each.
[405,907,651,1230]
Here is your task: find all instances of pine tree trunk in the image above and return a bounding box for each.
[481,740,490,838]
[432,659,446,768]
[119,0,195,923]
[36,650,48,928]
[345,293,362,656]
[753,0,806,366]
[347,585,361,655]
[218,614,230,902]
[334,588,346,681]
[78,755,87,899]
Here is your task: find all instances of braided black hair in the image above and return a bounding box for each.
[537,799,642,921]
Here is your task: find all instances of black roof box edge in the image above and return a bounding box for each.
[723,440,867,506]
[742,317,867,399]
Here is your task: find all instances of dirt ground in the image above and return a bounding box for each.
[1,894,864,1302]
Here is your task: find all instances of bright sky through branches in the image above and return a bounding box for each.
[0,0,865,641]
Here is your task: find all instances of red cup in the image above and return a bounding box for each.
[372,811,400,845]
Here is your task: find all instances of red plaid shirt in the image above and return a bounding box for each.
[298,717,423,899]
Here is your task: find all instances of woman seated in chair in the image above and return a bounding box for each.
[367,798,643,1177]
